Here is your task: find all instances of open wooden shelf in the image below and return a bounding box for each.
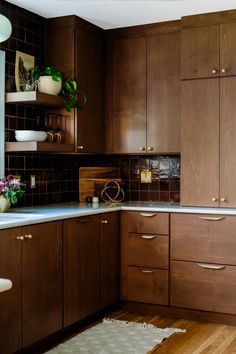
[5,141,75,152]
[6,91,64,107]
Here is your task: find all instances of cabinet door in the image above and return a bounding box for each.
[0,228,22,354]
[147,32,180,153]
[22,222,62,347]
[113,37,146,153]
[220,22,236,77]
[63,215,100,326]
[220,77,236,207]
[181,79,219,207]
[100,212,120,308]
[181,25,219,79]
[75,28,105,153]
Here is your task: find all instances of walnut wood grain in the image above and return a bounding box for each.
[171,213,236,265]
[181,25,219,79]
[112,36,146,153]
[22,222,62,347]
[124,211,169,234]
[147,31,180,153]
[181,79,219,207]
[220,77,236,207]
[127,267,169,305]
[170,260,236,315]
[182,9,236,28]
[128,233,169,269]
[220,22,236,77]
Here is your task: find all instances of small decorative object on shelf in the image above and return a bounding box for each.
[32,65,86,112]
[0,175,25,211]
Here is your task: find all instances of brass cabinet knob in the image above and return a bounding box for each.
[212,68,218,74]
[212,198,217,202]
[24,234,33,239]
[77,145,84,150]
[16,235,24,240]
[139,146,145,151]
[101,220,108,224]
[221,197,226,202]
[147,146,153,151]
[221,68,227,74]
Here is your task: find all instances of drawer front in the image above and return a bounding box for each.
[128,234,169,269]
[171,214,236,265]
[170,260,236,314]
[124,212,169,234]
[127,266,169,305]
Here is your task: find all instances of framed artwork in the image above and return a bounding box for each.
[15,51,35,92]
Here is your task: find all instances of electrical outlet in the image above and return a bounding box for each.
[30,175,36,188]
[140,170,152,183]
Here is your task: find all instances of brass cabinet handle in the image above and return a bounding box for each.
[199,216,225,221]
[221,68,227,74]
[197,263,225,270]
[139,213,157,217]
[221,197,226,202]
[139,235,157,240]
[16,235,24,240]
[212,198,217,202]
[140,269,156,273]
[24,234,33,239]
[101,220,108,224]
[77,145,84,150]
[139,146,145,151]
[147,146,153,151]
[212,68,218,74]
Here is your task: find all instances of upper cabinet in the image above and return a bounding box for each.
[46,16,105,153]
[106,21,181,154]
[182,16,236,79]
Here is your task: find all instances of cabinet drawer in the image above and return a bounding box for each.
[128,234,168,269]
[124,212,169,234]
[170,260,236,314]
[171,214,236,265]
[127,266,168,305]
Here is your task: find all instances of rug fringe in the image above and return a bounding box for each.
[103,318,186,334]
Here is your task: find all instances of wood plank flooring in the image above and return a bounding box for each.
[107,310,236,353]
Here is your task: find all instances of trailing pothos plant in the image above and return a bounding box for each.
[32,65,86,112]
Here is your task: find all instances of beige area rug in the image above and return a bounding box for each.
[46,318,186,354]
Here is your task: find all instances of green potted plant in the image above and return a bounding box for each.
[32,65,86,112]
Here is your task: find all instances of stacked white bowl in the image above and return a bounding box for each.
[15,130,47,142]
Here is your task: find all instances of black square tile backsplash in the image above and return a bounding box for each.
[1,0,180,207]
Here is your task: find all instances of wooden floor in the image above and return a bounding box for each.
[107,310,236,354]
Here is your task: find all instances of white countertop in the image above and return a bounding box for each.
[1,201,236,229]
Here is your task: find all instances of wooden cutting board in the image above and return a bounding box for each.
[79,167,121,201]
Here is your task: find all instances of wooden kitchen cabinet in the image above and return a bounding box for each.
[181,21,236,79]
[107,21,180,154]
[181,77,236,207]
[121,211,169,304]
[0,221,62,354]
[46,16,105,153]
[170,213,236,314]
[63,212,120,326]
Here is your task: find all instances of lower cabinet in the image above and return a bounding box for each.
[63,212,120,326]
[170,213,236,314]
[0,221,62,354]
[121,211,169,305]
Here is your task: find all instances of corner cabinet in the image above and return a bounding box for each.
[0,221,62,354]
[5,92,75,152]
[46,16,105,153]
[63,212,119,327]
[106,21,180,154]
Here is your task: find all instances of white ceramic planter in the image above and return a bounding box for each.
[0,196,11,212]
[38,76,62,96]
